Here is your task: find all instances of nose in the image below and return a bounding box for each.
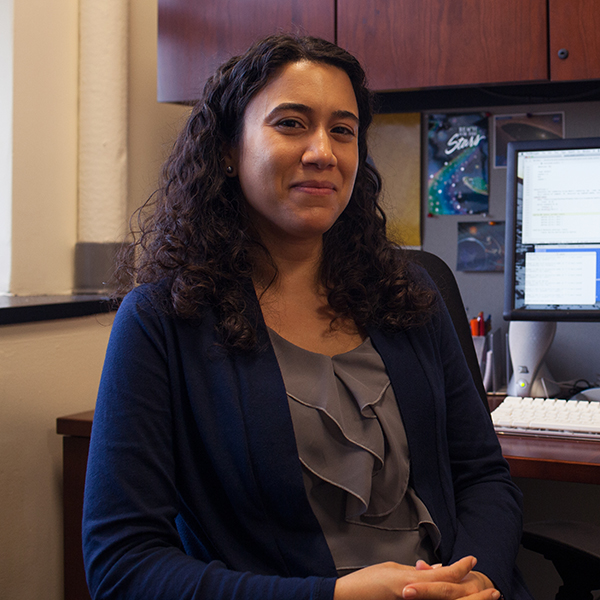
[302,127,337,169]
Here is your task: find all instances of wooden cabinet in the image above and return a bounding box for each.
[337,0,548,91]
[338,0,600,92]
[549,0,600,82]
[157,0,335,103]
[157,0,600,101]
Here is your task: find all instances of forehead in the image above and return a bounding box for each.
[243,61,359,119]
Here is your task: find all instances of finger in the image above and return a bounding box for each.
[400,557,481,598]
[401,582,500,600]
[460,589,501,600]
[420,556,476,583]
[443,556,477,581]
[402,581,459,599]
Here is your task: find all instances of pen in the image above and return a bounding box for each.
[470,318,479,336]
[477,311,485,336]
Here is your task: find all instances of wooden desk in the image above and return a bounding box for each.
[57,410,93,600]
[57,409,600,600]
[498,434,600,484]
[487,393,600,484]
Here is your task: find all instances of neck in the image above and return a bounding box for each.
[251,231,365,356]
[252,231,325,295]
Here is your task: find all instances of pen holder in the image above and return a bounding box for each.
[472,331,504,393]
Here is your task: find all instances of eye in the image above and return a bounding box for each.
[276,118,304,130]
[331,125,357,138]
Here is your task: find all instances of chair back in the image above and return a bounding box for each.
[405,250,489,412]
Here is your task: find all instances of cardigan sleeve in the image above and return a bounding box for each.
[434,301,526,598]
[82,288,336,600]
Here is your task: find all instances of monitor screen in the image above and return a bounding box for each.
[504,137,600,321]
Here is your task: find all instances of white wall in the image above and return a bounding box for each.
[0,1,189,599]
[10,0,79,296]
[0,315,113,598]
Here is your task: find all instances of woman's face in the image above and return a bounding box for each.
[230,61,359,246]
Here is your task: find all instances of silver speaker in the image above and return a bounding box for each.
[507,321,560,397]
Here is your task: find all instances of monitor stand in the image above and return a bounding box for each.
[572,387,600,401]
[507,321,560,398]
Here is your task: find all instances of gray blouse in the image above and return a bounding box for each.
[268,328,441,574]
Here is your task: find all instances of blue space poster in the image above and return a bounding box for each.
[427,113,489,215]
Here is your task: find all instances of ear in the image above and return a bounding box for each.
[223,145,239,177]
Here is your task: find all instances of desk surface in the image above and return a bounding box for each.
[57,410,94,437]
[498,434,600,484]
[57,410,600,485]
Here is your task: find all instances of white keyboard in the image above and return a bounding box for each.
[491,395,600,440]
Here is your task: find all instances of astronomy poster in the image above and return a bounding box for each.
[457,221,505,272]
[427,113,489,215]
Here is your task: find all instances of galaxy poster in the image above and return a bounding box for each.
[457,221,505,272]
[427,113,489,215]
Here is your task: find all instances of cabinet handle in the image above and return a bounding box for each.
[557,48,569,60]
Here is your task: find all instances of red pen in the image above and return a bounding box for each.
[477,311,485,336]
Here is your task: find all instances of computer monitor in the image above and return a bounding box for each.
[504,137,600,396]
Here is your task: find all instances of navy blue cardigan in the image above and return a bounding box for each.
[83,282,530,600]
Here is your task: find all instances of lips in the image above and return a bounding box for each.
[291,180,337,192]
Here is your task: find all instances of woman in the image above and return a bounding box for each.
[82,34,531,600]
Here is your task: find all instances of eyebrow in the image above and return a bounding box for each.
[266,102,359,124]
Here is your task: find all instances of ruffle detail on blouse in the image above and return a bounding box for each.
[268,328,439,545]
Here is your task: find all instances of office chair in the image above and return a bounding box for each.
[406,249,600,600]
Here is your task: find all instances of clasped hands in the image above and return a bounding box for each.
[334,556,501,600]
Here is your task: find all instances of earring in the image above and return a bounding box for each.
[226,165,234,175]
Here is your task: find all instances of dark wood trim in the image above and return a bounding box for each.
[375,79,600,114]
[499,435,600,484]
[0,295,115,325]
[62,434,92,600]
[57,411,95,600]
[57,410,95,438]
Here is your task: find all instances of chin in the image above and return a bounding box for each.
[291,218,341,238]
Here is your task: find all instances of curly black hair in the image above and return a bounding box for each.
[115,33,435,351]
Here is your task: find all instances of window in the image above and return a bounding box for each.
[0,0,13,294]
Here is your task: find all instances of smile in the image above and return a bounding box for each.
[291,181,337,194]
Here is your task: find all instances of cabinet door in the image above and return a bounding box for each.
[549,0,600,81]
[158,0,335,103]
[337,0,548,91]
